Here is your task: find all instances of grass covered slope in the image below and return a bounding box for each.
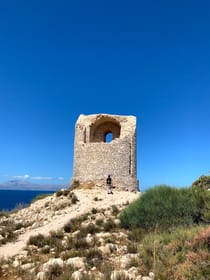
[120,184,210,279]
[0,182,209,279]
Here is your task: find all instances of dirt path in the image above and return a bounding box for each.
[0,189,139,259]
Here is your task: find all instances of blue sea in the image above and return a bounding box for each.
[0,190,55,211]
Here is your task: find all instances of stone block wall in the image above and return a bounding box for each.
[71,114,139,191]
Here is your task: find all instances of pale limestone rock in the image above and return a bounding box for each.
[111,270,131,280]
[96,232,112,239]
[71,271,83,280]
[37,271,46,280]
[43,258,64,271]
[85,233,94,245]
[117,245,127,254]
[114,218,120,225]
[128,266,139,278]
[116,253,138,269]
[20,263,34,270]
[72,230,80,238]
[66,257,85,270]
[13,260,20,268]
[19,250,28,258]
[149,272,155,279]
[32,221,44,229]
[99,244,112,255]
[95,213,105,220]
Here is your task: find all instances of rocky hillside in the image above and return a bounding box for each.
[0,187,155,280]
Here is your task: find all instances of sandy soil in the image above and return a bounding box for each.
[0,189,140,259]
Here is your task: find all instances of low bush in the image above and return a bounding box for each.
[85,247,103,267]
[63,220,74,233]
[0,219,28,245]
[66,236,89,250]
[27,231,64,254]
[70,192,79,204]
[95,218,103,226]
[111,205,119,216]
[127,228,147,242]
[63,213,90,233]
[78,223,100,238]
[45,263,63,280]
[120,185,195,230]
[70,179,80,189]
[127,242,138,253]
[91,208,98,214]
[27,234,47,248]
[103,219,116,232]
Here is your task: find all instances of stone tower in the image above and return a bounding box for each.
[71,114,139,191]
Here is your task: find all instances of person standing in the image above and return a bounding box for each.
[106,175,113,194]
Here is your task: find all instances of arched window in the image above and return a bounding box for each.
[105,132,113,143]
[89,117,121,143]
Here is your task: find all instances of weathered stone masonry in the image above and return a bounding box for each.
[71,114,139,191]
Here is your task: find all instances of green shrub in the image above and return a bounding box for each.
[85,248,103,267]
[128,257,139,268]
[73,237,89,249]
[45,263,63,279]
[191,182,210,223]
[103,219,116,232]
[0,219,26,245]
[27,231,64,253]
[63,220,74,233]
[95,218,104,226]
[100,262,113,280]
[56,189,71,197]
[120,185,195,230]
[70,193,79,204]
[50,230,64,239]
[56,190,63,197]
[192,175,210,190]
[63,215,87,233]
[127,228,147,242]
[70,180,80,189]
[111,205,119,216]
[91,208,98,214]
[27,234,47,247]
[127,242,138,253]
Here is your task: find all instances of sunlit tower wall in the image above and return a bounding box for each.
[71,113,139,191]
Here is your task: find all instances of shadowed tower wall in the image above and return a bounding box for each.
[72,114,139,191]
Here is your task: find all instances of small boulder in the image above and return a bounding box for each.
[66,257,85,270]
[37,271,46,280]
[71,271,83,280]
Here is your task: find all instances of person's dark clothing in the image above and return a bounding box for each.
[106,175,113,194]
[106,176,112,185]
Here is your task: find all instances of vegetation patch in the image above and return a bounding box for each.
[120,185,195,230]
[138,225,210,279]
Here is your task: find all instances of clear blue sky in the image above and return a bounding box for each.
[0,0,210,191]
